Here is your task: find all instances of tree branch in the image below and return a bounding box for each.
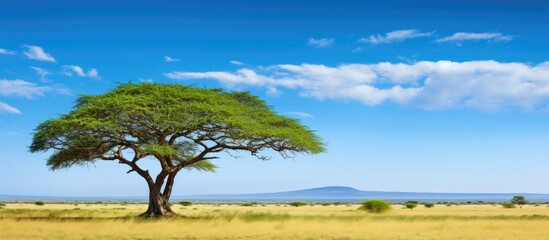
[110,147,154,188]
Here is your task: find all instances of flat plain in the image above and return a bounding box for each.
[1,202,548,239]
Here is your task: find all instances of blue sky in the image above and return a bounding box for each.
[2,0,549,196]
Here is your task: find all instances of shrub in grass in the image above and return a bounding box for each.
[178,201,192,206]
[35,201,45,206]
[405,202,417,210]
[288,201,308,207]
[358,199,392,213]
[502,202,516,208]
[423,203,435,208]
[240,203,257,207]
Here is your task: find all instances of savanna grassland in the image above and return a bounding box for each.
[1,202,549,240]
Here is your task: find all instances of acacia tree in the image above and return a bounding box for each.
[511,195,527,208]
[30,83,325,217]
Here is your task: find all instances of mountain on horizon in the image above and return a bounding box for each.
[180,186,549,202]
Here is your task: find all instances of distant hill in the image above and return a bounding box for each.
[3,186,549,202]
[179,186,549,202]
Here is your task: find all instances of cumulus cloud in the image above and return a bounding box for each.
[165,68,275,87]
[165,60,549,111]
[0,48,16,55]
[308,38,335,48]
[0,79,68,98]
[62,65,100,79]
[359,29,433,44]
[22,45,56,62]
[436,32,512,43]
[87,68,99,78]
[0,102,21,114]
[30,67,51,82]
[164,56,180,62]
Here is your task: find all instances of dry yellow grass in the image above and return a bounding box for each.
[1,203,548,239]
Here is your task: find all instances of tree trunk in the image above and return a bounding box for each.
[140,172,175,217]
[141,190,174,217]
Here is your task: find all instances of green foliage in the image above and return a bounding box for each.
[35,201,45,206]
[511,196,527,208]
[502,202,517,208]
[178,201,192,206]
[240,202,257,207]
[358,199,392,213]
[405,202,417,210]
[29,82,325,171]
[423,203,435,208]
[186,160,217,172]
[288,202,308,207]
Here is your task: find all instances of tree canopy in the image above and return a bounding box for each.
[511,195,527,208]
[30,83,325,216]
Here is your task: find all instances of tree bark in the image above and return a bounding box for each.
[141,191,174,217]
[140,172,175,217]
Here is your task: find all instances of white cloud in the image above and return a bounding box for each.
[22,45,56,62]
[30,67,51,82]
[359,29,433,44]
[87,68,99,78]
[165,68,276,87]
[62,65,100,79]
[164,56,180,62]
[165,60,549,111]
[308,38,335,48]
[436,32,512,43]
[230,60,244,65]
[0,79,67,98]
[0,48,16,55]
[0,102,21,114]
[266,86,281,97]
[288,111,314,119]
